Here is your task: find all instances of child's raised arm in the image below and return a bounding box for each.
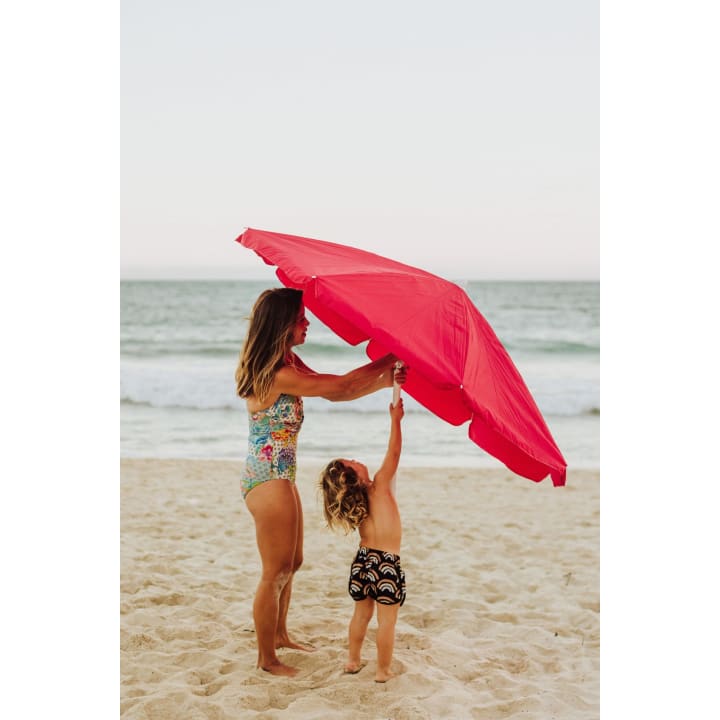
[373,399,404,492]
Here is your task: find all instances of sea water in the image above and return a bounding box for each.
[120,280,599,470]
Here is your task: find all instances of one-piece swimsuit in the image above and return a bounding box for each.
[242,393,304,498]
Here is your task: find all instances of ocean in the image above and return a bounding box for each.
[120,280,599,471]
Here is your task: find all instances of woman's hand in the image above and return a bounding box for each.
[393,362,408,386]
[378,355,408,388]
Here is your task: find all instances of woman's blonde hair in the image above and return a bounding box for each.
[319,460,369,534]
[235,288,303,401]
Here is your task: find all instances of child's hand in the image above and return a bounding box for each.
[389,398,404,420]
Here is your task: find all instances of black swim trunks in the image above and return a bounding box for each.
[348,546,406,606]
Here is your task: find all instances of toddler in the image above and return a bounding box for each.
[319,399,405,682]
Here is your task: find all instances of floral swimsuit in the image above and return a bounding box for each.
[242,393,304,498]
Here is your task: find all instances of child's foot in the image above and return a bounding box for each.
[343,660,367,674]
[258,660,299,677]
[374,668,396,683]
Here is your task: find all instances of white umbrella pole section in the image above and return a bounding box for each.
[392,361,404,407]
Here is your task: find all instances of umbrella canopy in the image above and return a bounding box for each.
[237,227,567,486]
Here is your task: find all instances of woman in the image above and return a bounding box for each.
[235,287,405,677]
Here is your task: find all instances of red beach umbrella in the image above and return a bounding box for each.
[236,228,567,486]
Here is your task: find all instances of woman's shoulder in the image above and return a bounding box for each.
[285,352,316,375]
[273,357,317,391]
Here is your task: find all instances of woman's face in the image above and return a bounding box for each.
[290,305,309,347]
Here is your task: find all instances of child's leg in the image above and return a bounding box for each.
[375,602,400,682]
[345,597,374,672]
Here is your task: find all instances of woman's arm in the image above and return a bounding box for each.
[273,354,398,402]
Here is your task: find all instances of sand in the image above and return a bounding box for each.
[120,458,599,719]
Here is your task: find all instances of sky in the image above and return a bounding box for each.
[121,0,598,280]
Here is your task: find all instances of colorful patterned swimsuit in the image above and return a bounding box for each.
[242,393,304,498]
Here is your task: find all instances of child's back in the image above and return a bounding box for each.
[358,479,401,555]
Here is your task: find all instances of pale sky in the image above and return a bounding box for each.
[121,0,598,280]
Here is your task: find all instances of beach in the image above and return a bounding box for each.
[120,458,599,719]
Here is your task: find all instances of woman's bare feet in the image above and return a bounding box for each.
[258,659,299,677]
[343,659,367,674]
[276,637,316,652]
[374,668,396,683]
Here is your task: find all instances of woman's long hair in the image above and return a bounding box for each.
[319,460,369,534]
[235,288,303,401]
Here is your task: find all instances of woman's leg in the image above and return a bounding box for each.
[245,479,300,676]
[275,482,311,650]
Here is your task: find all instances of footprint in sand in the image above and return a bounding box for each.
[218,660,242,675]
[190,681,225,697]
[395,632,431,650]
[186,670,227,697]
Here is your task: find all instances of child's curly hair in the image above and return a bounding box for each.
[318,459,369,534]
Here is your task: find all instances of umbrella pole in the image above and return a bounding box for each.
[392,361,404,407]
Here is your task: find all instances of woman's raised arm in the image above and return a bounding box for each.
[273,354,399,401]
